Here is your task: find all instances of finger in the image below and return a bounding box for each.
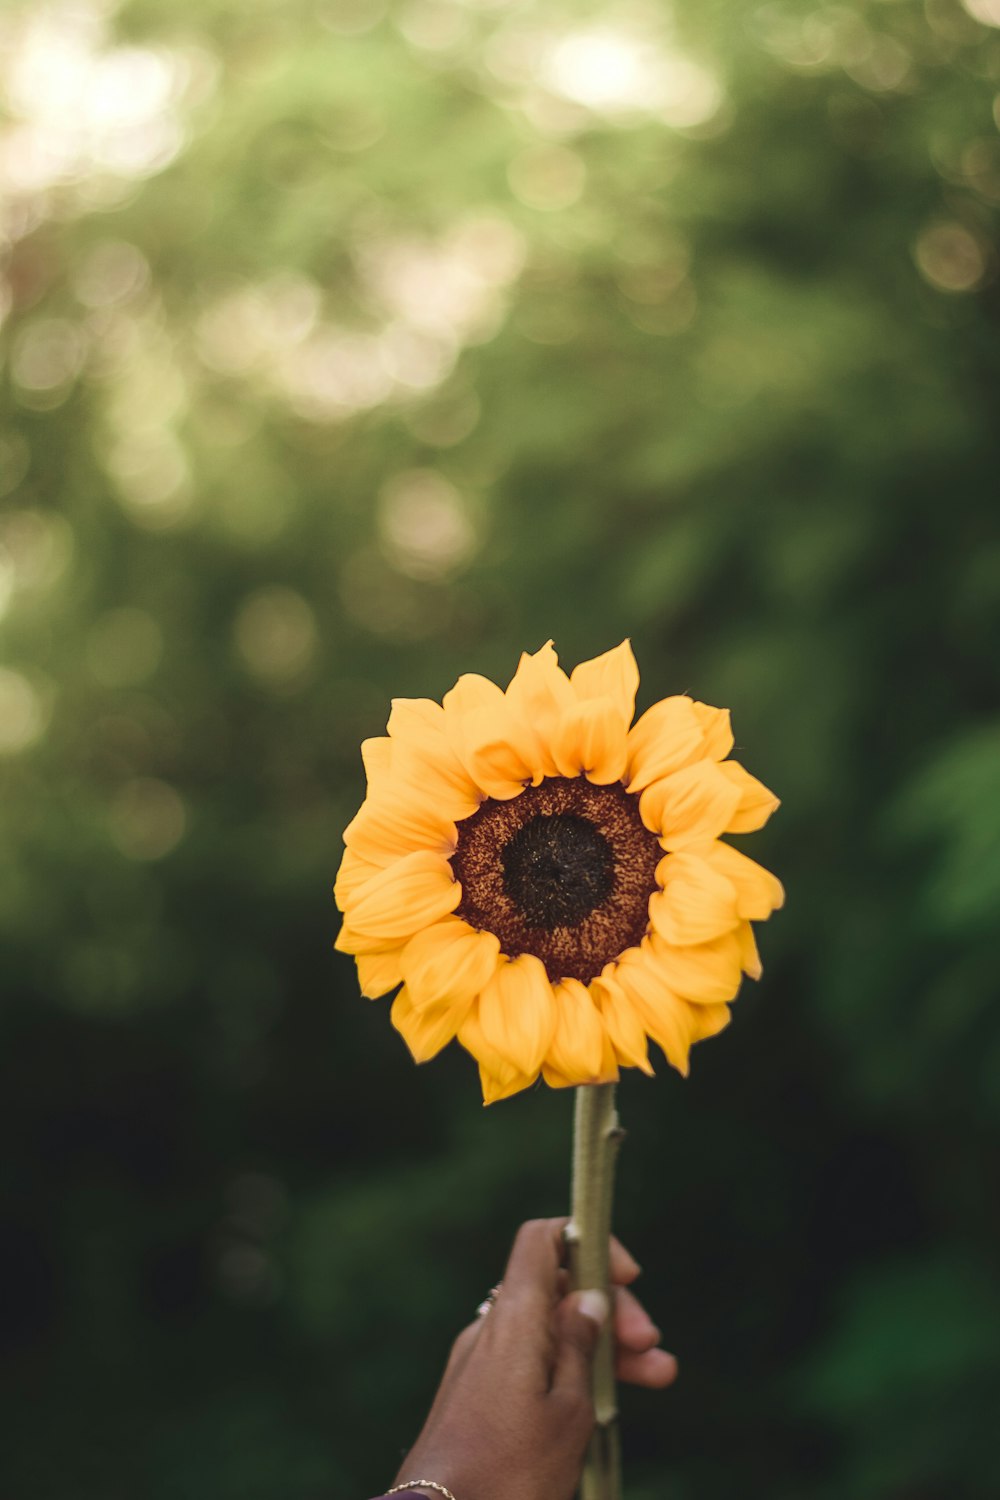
[442,1319,483,1385]
[609,1238,642,1286]
[425,1320,483,1419]
[550,1289,608,1399]
[614,1286,660,1353]
[616,1346,678,1389]
[554,1248,650,1332]
[486,1219,569,1388]
[495,1217,568,1328]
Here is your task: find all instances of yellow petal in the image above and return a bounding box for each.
[648,852,740,945]
[392,751,481,822]
[697,840,784,920]
[360,736,392,792]
[598,1028,622,1083]
[506,641,573,713]
[345,849,460,941]
[333,846,383,910]
[459,1001,528,1085]
[386,696,448,748]
[550,696,628,785]
[738,921,762,980]
[570,640,639,729]
[344,785,457,868]
[443,672,507,718]
[541,1051,618,1087]
[505,641,574,777]
[477,953,557,1076]
[614,947,696,1074]
[640,760,742,849]
[625,695,705,793]
[480,1063,537,1105]
[391,983,470,1063]
[455,704,541,799]
[719,761,781,833]
[692,701,734,760]
[690,1001,732,1042]
[540,1063,578,1089]
[335,921,401,957]
[591,970,654,1074]
[356,947,405,998]
[545,977,607,1082]
[646,929,744,1004]
[401,916,502,1009]
[544,1029,619,1088]
[387,698,481,817]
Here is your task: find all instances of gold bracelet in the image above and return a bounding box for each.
[385,1483,458,1500]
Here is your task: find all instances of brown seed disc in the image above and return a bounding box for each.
[451,777,662,984]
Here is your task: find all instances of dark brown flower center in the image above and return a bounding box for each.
[451,777,662,984]
[502,813,615,929]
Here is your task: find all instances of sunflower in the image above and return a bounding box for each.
[334,641,782,1104]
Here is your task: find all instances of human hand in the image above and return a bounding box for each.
[390,1217,677,1500]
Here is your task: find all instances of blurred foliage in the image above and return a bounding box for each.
[2,0,999,1495]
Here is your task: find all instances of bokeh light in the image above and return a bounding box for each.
[234,586,320,687]
[0,666,48,753]
[378,468,477,580]
[108,776,187,860]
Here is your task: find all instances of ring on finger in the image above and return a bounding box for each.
[475,1283,502,1318]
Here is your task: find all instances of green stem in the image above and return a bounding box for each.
[566,1083,625,1500]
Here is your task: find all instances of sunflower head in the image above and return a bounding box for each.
[335,641,782,1104]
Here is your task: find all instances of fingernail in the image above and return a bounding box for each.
[577,1290,609,1327]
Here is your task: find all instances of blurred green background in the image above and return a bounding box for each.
[2,0,999,1495]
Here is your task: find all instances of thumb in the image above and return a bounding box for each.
[551,1289,608,1400]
